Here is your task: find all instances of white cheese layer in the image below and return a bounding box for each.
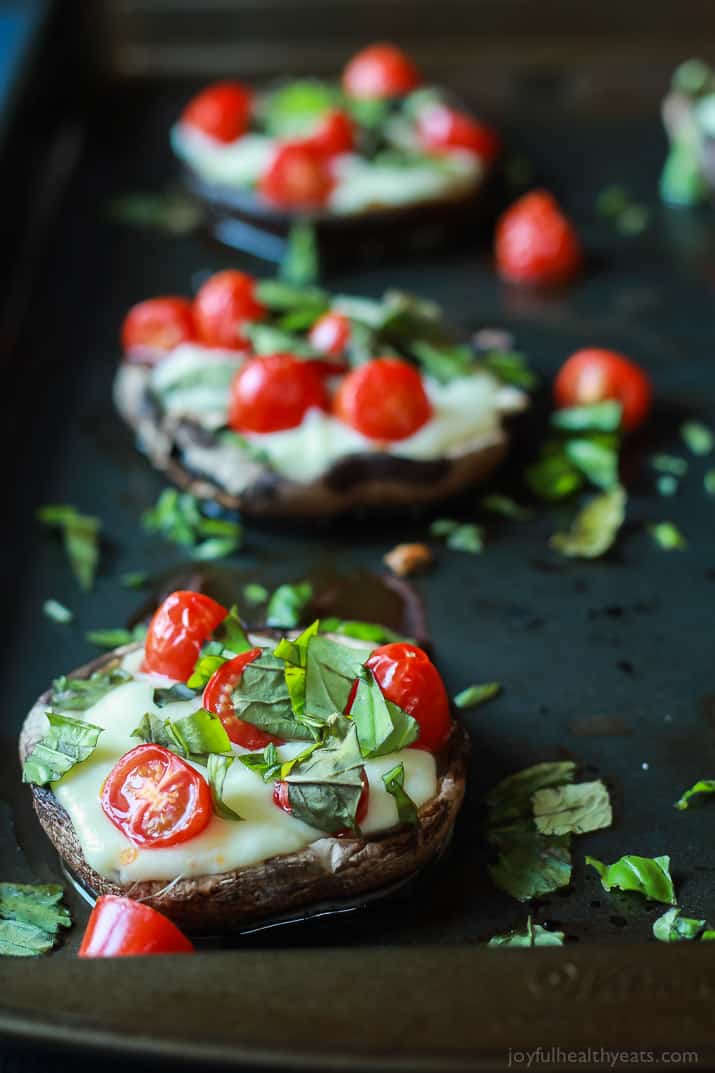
[49,649,437,883]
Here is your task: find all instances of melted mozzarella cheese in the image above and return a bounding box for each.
[49,649,437,883]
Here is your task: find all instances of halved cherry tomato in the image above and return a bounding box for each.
[121,297,196,361]
[259,141,334,208]
[193,270,265,351]
[342,43,422,99]
[229,353,329,434]
[181,81,253,143]
[308,311,351,357]
[363,642,451,752]
[554,348,652,432]
[143,590,227,681]
[273,768,370,835]
[417,106,501,162]
[333,357,432,442]
[101,745,212,849]
[495,189,583,287]
[79,896,194,957]
[309,109,355,156]
[203,648,283,750]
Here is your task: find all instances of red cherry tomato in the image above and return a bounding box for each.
[333,357,432,442]
[228,353,329,434]
[259,141,334,209]
[101,745,213,849]
[554,348,652,432]
[203,648,283,750]
[308,311,351,357]
[121,297,196,361]
[143,591,227,681]
[79,896,194,958]
[417,106,501,162]
[181,81,253,143]
[342,43,422,99]
[273,768,370,835]
[495,190,583,287]
[193,270,265,351]
[364,642,451,752]
[309,109,355,156]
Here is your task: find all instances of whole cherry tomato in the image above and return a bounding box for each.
[554,348,652,432]
[495,190,583,286]
[121,297,196,360]
[259,142,334,208]
[101,745,213,849]
[229,353,329,434]
[181,81,253,143]
[417,106,501,162]
[143,591,227,681]
[342,43,422,99]
[309,109,355,156]
[193,270,265,350]
[333,357,432,442]
[203,648,283,750]
[363,642,451,752]
[273,768,370,835]
[79,896,194,957]
[308,311,351,357]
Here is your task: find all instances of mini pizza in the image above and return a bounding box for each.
[171,43,501,225]
[20,591,469,932]
[114,273,527,516]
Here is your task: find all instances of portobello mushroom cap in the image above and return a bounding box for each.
[19,642,469,933]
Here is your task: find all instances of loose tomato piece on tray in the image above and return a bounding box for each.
[181,81,253,143]
[554,348,652,432]
[121,297,196,360]
[101,745,213,849]
[229,353,329,434]
[418,106,501,162]
[273,769,370,835]
[79,895,194,957]
[333,357,432,442]
[309,109,355,156]
[203,648,282,750]
[342,43,422,99]
[259,142,334,208]
[143,590,227,681]
[495,189,583,287]
[308,311,351,357]
[363,642,451,753]
[193,269,266,351]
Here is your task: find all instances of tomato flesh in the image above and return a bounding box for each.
[333,357,432,442]
[229,353,329,433]
[121,297,196,361]
[308,311,351,357]
[273,768,370,835]
[203,648,283,749]
[101,745,212,849]
[193,270,265,350]
[418,106,501,162]
[309,109,355,156]
[79,895,194,957]
[143,590,227,681]
[554,348,652,432]
[364,642,451,752]
[259,141,334,208]
[342,43,422,99]
[182,81,253,143]
[495,189,583,286]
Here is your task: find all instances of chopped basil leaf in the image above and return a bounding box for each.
[285,725,365,833]
[704,470,715,495]
[657,474,679,497]
[651,454,688,476]
[564,439,619,490]
[487,916,564,948]
[453,682,501,710]
[152,683,198,709]
[280,222,319,287]
[214,606,252,656]
[653,907,709,943]
[50,668,132,711]
[85,624,147,649]
[120,571,149,590]
[187,652,229,690]
[262,80,338,138]
[481,495,532,521]
[273,620,320,721]
[22,712,104,786]
[207,755,242,821]
[142,488,242,559]
[381,762,418,825]
[245,322,319,358]
[648,521,687,550]
[319,617,409,644]
[304,634,373,723]
[233,652,315,741]
[266,581,313,628]
[349,671,419,758]
[487,761,576,827]
[37,504,101,592]
[482,350,537,390]
[525,450,583,501]
[550,485,626,559]
[42,599,73,625]
[132,708,231,763]
[532,780,612,836]
[243,583,269,606]
[586,853,676,905]
[239,742,282,782]
[0,883,71,957]
[429,518,484,553]
[595,185,630,218]
[551,401,623,433]
[108,188,202,236]
[681,420,713,456]
[255,279,328,313]
[674,779,715,810]
[409,340,474,384]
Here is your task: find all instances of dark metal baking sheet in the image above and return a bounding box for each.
[2,8,715,1071]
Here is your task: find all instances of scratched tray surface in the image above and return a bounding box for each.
[2,78,715,968]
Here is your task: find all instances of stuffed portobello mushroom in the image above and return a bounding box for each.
[114,274,527,518]
[20,591,469,934]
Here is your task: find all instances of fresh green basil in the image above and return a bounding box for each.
[382,762,418,825]
[239,742,282,782]
[50,668,132,712]
[532,780,612,837]
[349,671,418,758]
[303,634,373,722]
[651,454,688,476]
[564,439,619,490]
[152,683,199,709]
[142,488,242,559]
[409,340,474,384]
[674,779,715,810]
[37,504,101,592]
[243,583,269,606]
[85,624,147,649]
[681,420,713,456]
[453,682,501,710]
[652,907,710,942]
[705,470,715,495]
[550,485,626,559]
[131,708,231,764]
[232,652,315,741]
[120,571,149,590]
[0,883,71,957]
[245,322,319,357]
[487,916,564,948]
[22,713,104,786]
[285,725,365,833]
[273,620,320,720]
[482,350,537,390]
[280,222,319,287]
[480,495,532,521]
[648,522,687,550]
[42,600,73,625]
[207,755,242,821]
[255,278,328,314]
[319,618,410,644]
[429,519,484,554]
[586,853,676,905]
[550,401,622,432]
[525,449,583,501]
